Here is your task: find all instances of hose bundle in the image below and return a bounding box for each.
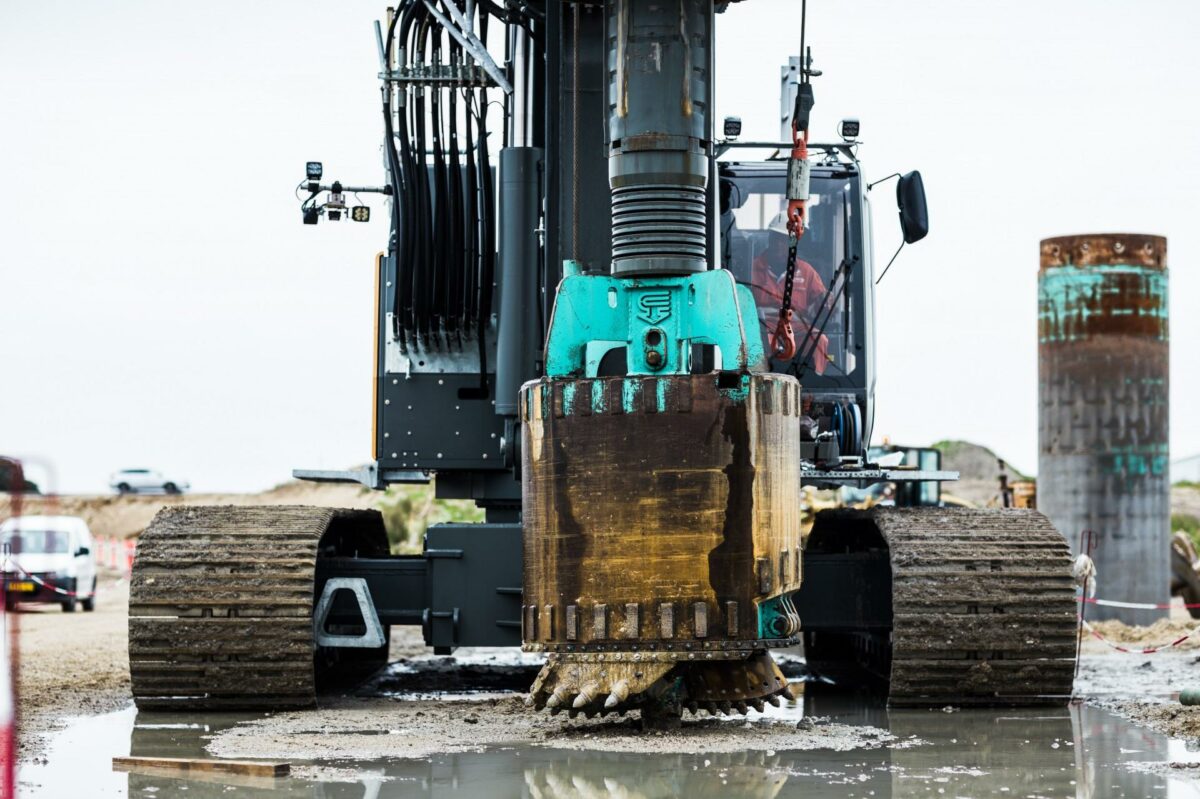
[382,0,499,354]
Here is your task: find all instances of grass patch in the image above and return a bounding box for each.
[1175,513,1200,551]
[1175,480,1200,490]
[375,484,484,554]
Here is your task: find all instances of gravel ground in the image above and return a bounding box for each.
[9,571,131,762]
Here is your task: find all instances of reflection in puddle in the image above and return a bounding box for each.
[19,692,1200,798]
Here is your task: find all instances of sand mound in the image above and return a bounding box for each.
[1087,617,1200,651]
[0,481,379,540]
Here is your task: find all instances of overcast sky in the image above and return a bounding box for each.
[2,1,1196,493]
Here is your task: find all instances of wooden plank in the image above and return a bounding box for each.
[113,756,290,777]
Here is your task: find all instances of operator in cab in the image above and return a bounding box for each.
[753,214,830,374]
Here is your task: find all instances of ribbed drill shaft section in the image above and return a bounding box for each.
[878,508,1077,706]
[604,0,713,277]
[610,184,708,266]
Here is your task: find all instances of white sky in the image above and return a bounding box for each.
[1,1,1196,493]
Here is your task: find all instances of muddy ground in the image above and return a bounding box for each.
[13,576,1200,767]
[10,571,131,762]
[206,694,910,762]
[10,484,1200,768]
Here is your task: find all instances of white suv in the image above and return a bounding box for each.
[109,468,190,495]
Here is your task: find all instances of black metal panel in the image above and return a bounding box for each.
[426,522,522,649]
[793,550,891,632]
[435,470,520,506]
[377,374,507,472]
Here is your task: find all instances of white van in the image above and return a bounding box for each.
[0,516,97,612]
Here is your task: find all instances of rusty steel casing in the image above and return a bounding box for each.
[1038,233,1169,624]
[519,372,802,653]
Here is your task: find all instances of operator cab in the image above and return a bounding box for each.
[718,145,875,465]
[719,155,862,383]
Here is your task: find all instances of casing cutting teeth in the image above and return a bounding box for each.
[573,682,601,709]
[546,687,569,709]
[604,680,631,709]
[767,695,781,708]
[750,698,765,713]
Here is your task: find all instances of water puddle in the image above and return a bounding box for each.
[18,690,1200,797]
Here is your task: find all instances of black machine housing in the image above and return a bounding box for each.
[299,2,939,654]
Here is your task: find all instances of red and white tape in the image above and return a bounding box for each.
[0,559,81,598]
[1079,596,1200,611]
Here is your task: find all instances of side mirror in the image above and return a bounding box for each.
[76,546,90,557]
[897,170,929,244]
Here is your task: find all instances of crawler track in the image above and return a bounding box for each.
[806,507,1078,706]
[128,505,388,711]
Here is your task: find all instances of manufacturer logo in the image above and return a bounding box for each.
[637,291,672,324]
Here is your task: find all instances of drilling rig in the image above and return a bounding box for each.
[128,1,1077,717]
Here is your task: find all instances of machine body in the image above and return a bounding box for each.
[128,2,1078,716]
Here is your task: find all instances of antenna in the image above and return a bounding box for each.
[792,1,818,134]
[799,0,807,84]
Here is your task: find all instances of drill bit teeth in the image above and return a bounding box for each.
[573,682,601,709]
[546,686,569,709]
[527,653,794,719]
[604,680,631,709]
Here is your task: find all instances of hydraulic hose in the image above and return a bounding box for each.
[477,10,496,336]
[430,25,450,343]
[412,11,434,343]
[448,2,468,336]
